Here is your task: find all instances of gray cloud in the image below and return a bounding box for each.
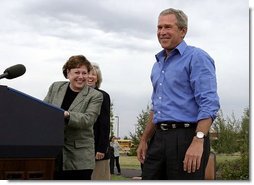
[18,0,156,39]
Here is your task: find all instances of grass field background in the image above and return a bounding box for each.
[111,154,241,180]
[119,154,241,169]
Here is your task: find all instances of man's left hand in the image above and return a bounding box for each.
[183,137,204,173]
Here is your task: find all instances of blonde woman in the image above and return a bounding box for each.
[87,63,111,180]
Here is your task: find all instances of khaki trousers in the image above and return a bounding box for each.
[91,159,110,180]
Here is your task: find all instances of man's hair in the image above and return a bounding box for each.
[159,8,188,29]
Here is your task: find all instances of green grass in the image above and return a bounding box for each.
[119,154,241,169]
[110,155,141,180]
[216,154,241,164]
[119,155,141,170]
[111,174,130,180]
[113,154,241,180]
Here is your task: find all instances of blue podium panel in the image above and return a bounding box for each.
[0,85,64,158]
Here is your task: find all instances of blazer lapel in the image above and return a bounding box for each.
[69,85,90,111]
[53,82,69,107]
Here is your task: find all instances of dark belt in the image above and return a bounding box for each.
[156,122,197,131]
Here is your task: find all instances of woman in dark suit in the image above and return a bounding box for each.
[44,55,103,180]
[87,63,111,180]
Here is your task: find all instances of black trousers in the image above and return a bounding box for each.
[142,127,210,180]
[110,156,115,174]
[110,156,121,174]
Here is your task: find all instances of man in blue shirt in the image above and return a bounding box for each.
[137,8,220,180]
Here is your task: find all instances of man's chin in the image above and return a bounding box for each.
[160,42,169,48]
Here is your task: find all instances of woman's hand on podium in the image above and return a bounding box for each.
[64,111,70,119]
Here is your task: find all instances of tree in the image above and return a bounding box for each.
[238,107,249,179]
[217,108,249,180]
[239,108,249,155]
[211,110,241,153]
[129,105,150,156]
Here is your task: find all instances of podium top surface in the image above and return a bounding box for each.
[0,85,64,112]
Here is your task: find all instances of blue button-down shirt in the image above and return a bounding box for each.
[151,41,220,124]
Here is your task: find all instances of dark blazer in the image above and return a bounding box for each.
[93,88,111,160]
[44,81,103,170]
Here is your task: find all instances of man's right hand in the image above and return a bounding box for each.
[137,140,148,164]
[137,111,155,164]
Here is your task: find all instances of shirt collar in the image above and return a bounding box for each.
[155,40,187,62]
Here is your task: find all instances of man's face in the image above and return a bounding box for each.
[157,14,187,53]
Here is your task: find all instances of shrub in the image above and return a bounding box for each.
[218,156,249,180]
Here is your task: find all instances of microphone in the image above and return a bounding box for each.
[0,64,26,80]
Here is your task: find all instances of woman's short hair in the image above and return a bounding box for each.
[91,63,103,88]
[62,55,91,79]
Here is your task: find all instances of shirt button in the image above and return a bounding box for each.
[159,83,162,86]
[159,97,162,100]
[162,70,164,73]
[158,111,161,114]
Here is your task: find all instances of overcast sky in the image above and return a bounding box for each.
[0,0,250,138]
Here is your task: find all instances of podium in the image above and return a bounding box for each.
[0,85,64,180]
